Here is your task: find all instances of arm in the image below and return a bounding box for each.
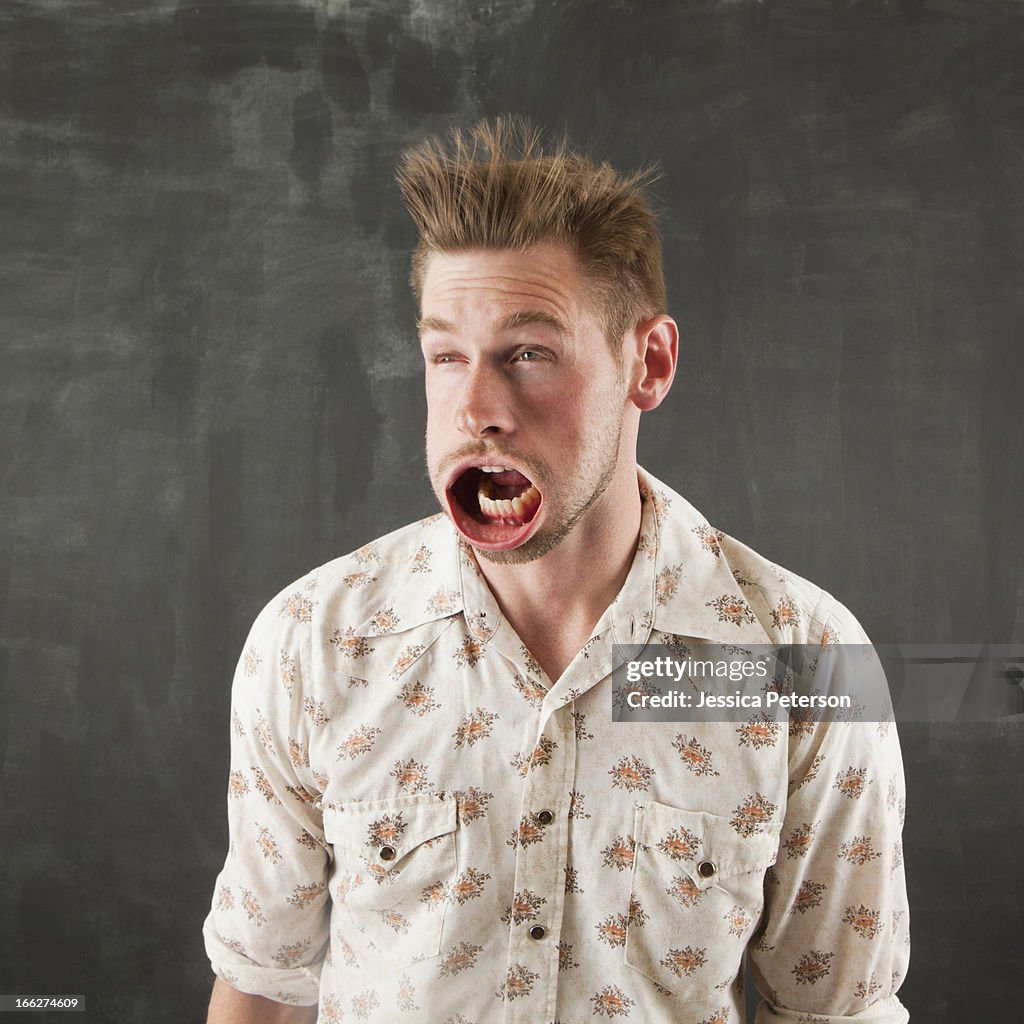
[203,573,331,1008]
[206,978,318,1024]
[749,603,911,1022]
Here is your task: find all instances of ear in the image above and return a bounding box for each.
[626,315,678,412]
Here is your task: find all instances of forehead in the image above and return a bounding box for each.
[420,244,597,324]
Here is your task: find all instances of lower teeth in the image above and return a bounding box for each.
[477,483,540,522]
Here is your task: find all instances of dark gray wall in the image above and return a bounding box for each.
[1,1,1021,1020]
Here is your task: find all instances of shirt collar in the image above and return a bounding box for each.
[349,468,770,648]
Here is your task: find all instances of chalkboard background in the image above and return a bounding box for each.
[2,1,1022,1020]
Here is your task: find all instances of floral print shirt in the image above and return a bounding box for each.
[204,468,910,1023]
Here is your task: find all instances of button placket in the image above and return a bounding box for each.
[501,703,576,1024]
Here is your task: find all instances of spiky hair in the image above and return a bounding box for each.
[396,116,665,347]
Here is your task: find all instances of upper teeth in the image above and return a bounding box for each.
[479,466,508,473]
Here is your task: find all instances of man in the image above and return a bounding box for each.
[204,119,909,1023]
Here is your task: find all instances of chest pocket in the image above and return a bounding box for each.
[324,793,458,967]
[625,801,781,995]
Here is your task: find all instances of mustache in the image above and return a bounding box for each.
[430,442,548,483]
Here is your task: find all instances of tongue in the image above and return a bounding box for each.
[491,469,531,488]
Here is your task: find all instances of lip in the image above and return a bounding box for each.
[444,456,545,552]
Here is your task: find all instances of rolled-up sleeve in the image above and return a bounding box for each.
[750,598,911,1022]
[203,572,330,1006]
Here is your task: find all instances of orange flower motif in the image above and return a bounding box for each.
[661,945,707,977]
[251,766,278,804]
[782,822,817,858]
[425,588,459,616]
[272,938,312,969]
[729,792,777,837]
[657,826,700,861]
[337,724,381,760]
[453,707,499,748]
[375,908,411,933]
[672,734,720,777]
[501,889,546,924]
[240,887,265,925]
[228,771,248,798]
[724,905,751,937]
[369,607,400,634]
[791,879,827,915]
[698,1010,730,1024]
[666,875,704,908]
[834,766,870,799]
[350,990,379,1019]
[771,597,801,629]
[737,714,780,749]
[455,787,493,825]
[596,915,628,947]
[454,635,485,668]
[397,974,418,1012]
[608,755,655,792]
[656,564,683,606]
[419,880,448,908]
[507,812,549,848]
[591,985,635,1017]
[409,544,432,574]
[601,835,636,871]
[447,867,490,904]
[366,813,406,848]
[390,643,426,680]
[792,950,834,985]
[390,758,431,792]
[215,886,234,911]
[838,835,881,865]
[843,904,883,938]
[278,651,296,694]
[285,881,327,909]
[287,738,309,769]
[694,523,725,557]
[278,593,315,622]
[342,570,376,589]
[398,679,438,715]
[707,593,757,626]
[496,963,538,999]
[258,823,282,864]
[329,627,373,660]
[511,672,546,707]
[243,647,261,677]
[302,696,329,726]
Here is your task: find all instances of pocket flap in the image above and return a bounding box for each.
[324,792,457,865]
[636,800,781,891]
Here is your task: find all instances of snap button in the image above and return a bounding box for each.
[529,925,546,940]
[379,846,396,861]
[697,860,716,878]
[536,809,554,825]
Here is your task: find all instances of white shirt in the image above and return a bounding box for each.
[204,468,910,1023]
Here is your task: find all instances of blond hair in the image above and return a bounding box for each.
[395,117,665,347]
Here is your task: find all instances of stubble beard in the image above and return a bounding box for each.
[428,400,627,567]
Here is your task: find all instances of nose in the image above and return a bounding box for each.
[455,362,515,438]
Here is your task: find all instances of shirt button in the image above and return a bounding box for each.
[697,860,716,878]
[379,846,397,861]
[536,809,554,825]
[529,925,546,940]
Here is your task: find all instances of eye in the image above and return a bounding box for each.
[513,348,548,363]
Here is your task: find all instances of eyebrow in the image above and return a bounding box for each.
[417,310,568,336]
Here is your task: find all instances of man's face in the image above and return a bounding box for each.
[419,243,633,564]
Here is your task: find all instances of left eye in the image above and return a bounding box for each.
[515,350,542,362]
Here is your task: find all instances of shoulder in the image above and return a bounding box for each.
[249,512,461,645]
[641,468,870,647]
[716,531,870,647]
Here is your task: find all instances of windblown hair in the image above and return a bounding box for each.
[395,117,666,348]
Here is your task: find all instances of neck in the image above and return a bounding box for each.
[475,467,643,682]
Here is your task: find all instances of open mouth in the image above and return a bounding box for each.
[446,464,544,551]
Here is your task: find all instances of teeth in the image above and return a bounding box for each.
[477,484,541,523]
[479,466,508,473]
